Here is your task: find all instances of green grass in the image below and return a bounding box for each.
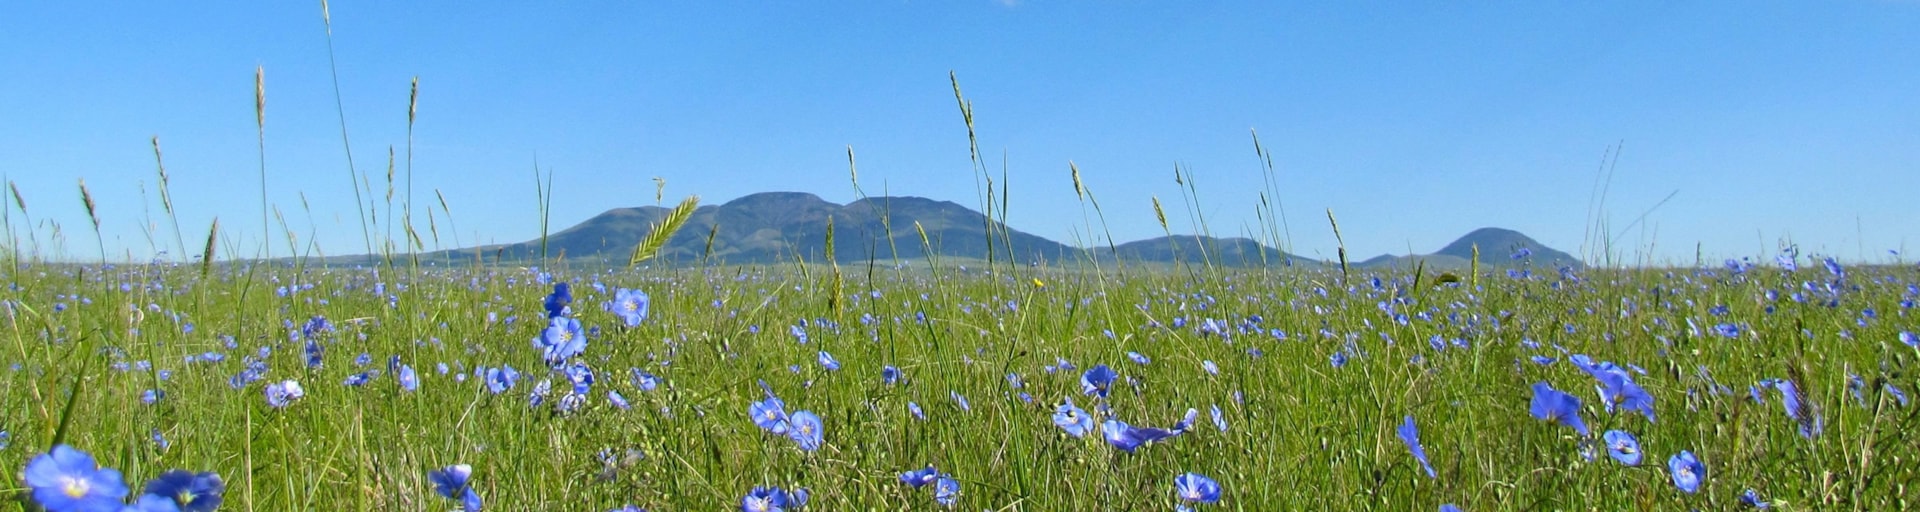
[0,258,1915,510]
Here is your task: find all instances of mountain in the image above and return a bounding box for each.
[440,192,1084,265]
[1358,227,1582,270]
[1110,236,1323,268]
[402,193,1575,270]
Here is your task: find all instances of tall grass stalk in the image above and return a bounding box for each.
[319,0,374,257]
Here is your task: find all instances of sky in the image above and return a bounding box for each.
[2,1,1916,265]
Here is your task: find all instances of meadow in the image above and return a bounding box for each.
[2,11,1916,508]
[1,248,1916,510]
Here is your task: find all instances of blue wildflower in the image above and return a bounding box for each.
[397,364,418,392]
[1602,430,1642,466]
[1529,382,1589,436]
[900,466,939,488]
[428,464,483,511]
[604,288,649,327]
[631,368,660,391]
[1773,378,1822,438]
[1210,404,1227,432]
[817,351,840,371]
[263,380,304,408]
[933,475,959,507]
[24,445,129,512]
[1740,488,1770,508]
[1127,351,1151,365]
[881,366,902,385]
[533,316,587,365]
[1397,415,1436,478]
[1102,418,1183,453]
[1668,450,1705,494]
[142,470,224,512]
[1173,472,1222,504]
[1052,399,1094,437]
[787,411,824,451]
[1081,365,1117,398]
[544,283,572,318]
[750,391,790,435]
[483,366,520,395]
[740,486,803,512]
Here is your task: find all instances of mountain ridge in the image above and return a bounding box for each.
[401,192,1580,269]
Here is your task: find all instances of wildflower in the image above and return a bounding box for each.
[1172,408,1201,432]
[817,351,840,371]
[1201,360,1219,376]
[881,366,902,385]
[950,390,970,412]
[1210,404,1227,432]
[631,368,660,391]
[528,379,552,408]
[787,411,824,451]
[1602,430,1642,466]
[900,466,940,488]
[1127,351,1151,365]
[1740,488,1770,509]
[1102,418,1182,453]
[608,390,631,410]
[605,288,649,327]
[264,380,305,408]
[1081,365,1117,398]
[1571,357,1656,423]
[1397,415,1436,478]
[142,470,225,512]
[1052,399,1094,437]
[24,445,128,512]
[1773,378,1822,438]
[933,475,960,507]
[343,371,375,387]
[483,366,520,395]
[750,395,790,434]
[1668,450,1705,494]
[544,283,572,318]
[397,364,418,392]
[304,339,324,368]
[1528,382,1589,436]
[428,464,483,511]
[740,486,803,512]
[1173,472,1222,504]
[533,316,587,365]
[907,401,925,421]
[563,363,595,395]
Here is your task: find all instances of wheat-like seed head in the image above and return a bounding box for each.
[408,76,419,126]
[200,218,218,276]
[1070,162,1084,201]
[77,179,99,229]
[254,67,265,129]
[628,195,699,269]
[8,181,26,212]
[1152,196,1167,232]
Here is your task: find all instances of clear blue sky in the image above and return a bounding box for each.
[2,1,1915,265]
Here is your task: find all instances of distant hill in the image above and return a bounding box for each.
[360,192,1577,270]
[1111,236,1323,268]
[439,192,1082,265]
[1359,227,1582,270]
